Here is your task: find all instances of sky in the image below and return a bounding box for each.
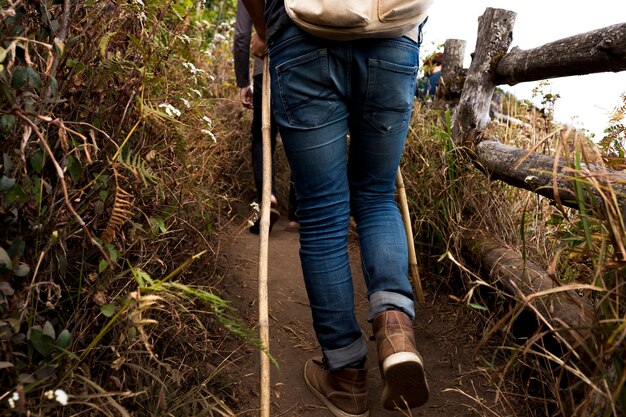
[421,0,626,139]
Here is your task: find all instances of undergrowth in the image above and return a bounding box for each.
[406,92,626,416]
[1,1,625,416]
[0,0,257,415]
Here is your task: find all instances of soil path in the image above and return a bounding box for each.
[220,215,499,417]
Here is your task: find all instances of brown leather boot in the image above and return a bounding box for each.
[304,358,369,417]
[372,310,429,410]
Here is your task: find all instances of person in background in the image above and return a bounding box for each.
[241,0,431,415]
[416,51,444,100]
[234,0,299,234]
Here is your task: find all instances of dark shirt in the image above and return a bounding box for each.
[234,0,263,88]
[265,0,292,42]
[416,70,440,100]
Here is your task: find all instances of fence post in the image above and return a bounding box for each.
[436,39,466,103]
[452,8,516,146]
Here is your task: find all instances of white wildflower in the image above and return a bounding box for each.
[8,391,19,408]
[201,129,216,142]
[181,98,190,108]
[44,389,68,405]
[182,62,204,75]
[213,33,227,42]
[179,34,191,44]
[132,0,145,6]
[202,116,213,127]
[158,103,181,118]
[190,89,202,97]
[250,202,260,212]
[54,389,68,406]
[208,75,215,82]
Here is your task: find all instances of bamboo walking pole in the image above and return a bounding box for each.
[396,167,425,303]
[258,55,271,417]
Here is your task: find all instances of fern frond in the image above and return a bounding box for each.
[101,167,134,244]
[98,31,117,58]
[120,150,158,187]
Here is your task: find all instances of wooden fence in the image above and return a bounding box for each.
[431,8,626,366]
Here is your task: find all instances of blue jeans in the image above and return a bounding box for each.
[268,23,420,370]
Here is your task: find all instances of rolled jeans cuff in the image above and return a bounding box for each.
[324,334,368,370]
[368,290,415,322]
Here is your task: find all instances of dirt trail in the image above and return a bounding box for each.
[220,215,500,417]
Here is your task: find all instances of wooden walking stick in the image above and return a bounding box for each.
[396,167,425,303]
[258,55,272,417]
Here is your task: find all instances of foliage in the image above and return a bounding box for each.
[0,0,252,415]
[406,88,625,416]
[599,93,626,167]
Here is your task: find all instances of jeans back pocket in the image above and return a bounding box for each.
[364,58,417,134]
[275,49,339,128]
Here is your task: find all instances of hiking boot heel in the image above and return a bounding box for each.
[372,310,429,411]
[381,352,428,410]
[304,358,369,417]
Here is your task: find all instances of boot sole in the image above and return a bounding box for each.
[381,352,429,410]
[304,361,369,417]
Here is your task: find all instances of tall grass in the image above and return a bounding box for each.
[405,93,626,416]
[0,0,258,415]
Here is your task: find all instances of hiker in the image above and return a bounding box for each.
[416,51,444,100]
[233,0,299,233]
[243,0,431,415]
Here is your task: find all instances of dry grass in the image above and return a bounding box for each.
[405,93,626,416]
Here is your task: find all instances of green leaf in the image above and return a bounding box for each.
[0,281,14,296]
[30,328,55,357]
[30,150,44,173]
[100,304,116,317]
[56,329,72,348]
[49,19,60,32]
[11,66,28,89]
[149,216,166,234]
[8,237,25,260]
[104,244,120,263]
[0,114,16,133]
[43,321,55,339]
[0,47,7,63]
[14,263,30,277]
[49,76,58,96]
[3,153,12,175]
[0,247,12,273]
[98,259,108,273]
[53,38,65,57]
[67,155,83,182]
[128,326,137,339]
[469,303,489,312]
[0,175,15,192]
[132,268,153,287]
[25,67,41,90]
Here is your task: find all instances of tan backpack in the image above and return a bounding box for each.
[284,0,433,40]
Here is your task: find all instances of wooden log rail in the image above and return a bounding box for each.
[437,8,626,365]
[450,8,626,224]
[462,233,595,360]
[496,23,626,86]
[475,140,626,220]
